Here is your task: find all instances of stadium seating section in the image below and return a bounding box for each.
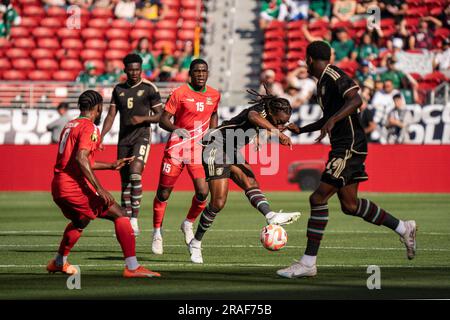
[0,0,203,81]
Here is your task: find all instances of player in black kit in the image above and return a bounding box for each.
[188,88,301,264]
[277,41,418,278]
[101,53,163,236]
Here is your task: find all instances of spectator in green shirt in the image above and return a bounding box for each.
[260,0,282,29]
[331,28,357,62]
[355,33,379,61]
[177,41,197,81]
[2,0,20,36]
[76,62,98,87]
[97,61,121,85]
[308,0,331,21]
[380,57,407,89]
[156,44,177,82]
[355,60,377,85]
[0,7,7,38]
[134,37,157,78]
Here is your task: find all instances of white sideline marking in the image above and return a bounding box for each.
[0,263,449,269]
[0,229,448,236]
[0,243,449,252]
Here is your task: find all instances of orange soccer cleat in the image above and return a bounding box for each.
[123,265,161,278]
[46,259,78,275]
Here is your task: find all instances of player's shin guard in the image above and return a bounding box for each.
[245,187,271,216]
[121,182,132,217]
[57,222,83,257]
[153,195,168,228]
[194,205,218,241]
[305,204,329,256]
[353,199,400,230]
[130,174,142,218]
[186,195,208,222]
[114,216,136,258]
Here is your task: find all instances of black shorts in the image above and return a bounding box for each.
[202,144,255,181]
[117,138,151,164]
[321,149,368,188]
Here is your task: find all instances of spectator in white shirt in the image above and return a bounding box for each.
[286,60,316,104]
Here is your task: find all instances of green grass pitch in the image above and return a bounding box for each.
[0,191,449,299]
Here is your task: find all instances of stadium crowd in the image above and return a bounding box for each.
[260,0,449,143]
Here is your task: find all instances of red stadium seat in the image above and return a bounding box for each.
[9,27,30,38]
[164,9,180,21]
[19,17,40,28]
[12,58,35,70]
[108,39,131,51]
[130,28,153,41]
[178,29,195,41]
[0,58,11,70]
[332,20,352,30]
[423,71,447,85]
[31,48,55,60]
[2,70,27,80]
[81,28,105,40]
[154,40,176,51]
[181,20,198,30]
[87,60,105,74]
[154,29,177,41]
[105,28,130,40]
[434,28,450,41]
[47,6,67,18]
[288,40,308,51]
[108,59,124,69]
[37,38,60,49]
[55,49,81,60]
[287,50,306,61]
[85,38,108,50]
[134,19,155,30]
[156,20,178,30]
[5,48,29,59]
[22,6,46,17]
[287,20,306,30]
[13,37,36,49]
[57,28,81,39]
[182,0,202,10]
[266,20,285,31]
[53,70,77,81]
[180,9,199,21]
[60,59,83,71]
[91,8,114,19]
[105,50,128,60]
[61,38,83,50]
[112,19,134,29]
[88,18,111,29]
[32,27,56,38]
[40,17,65,28]
[28,70,52,81]
[80,49,104,61]
[36,59,59,70]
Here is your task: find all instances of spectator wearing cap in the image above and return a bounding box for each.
[76,62,98,87]
[389,19,410,51]
[331,0,356,25]
[355,33,379,61]
[259,69,284,96]
[47,103,70,144]
[286,60,316,104]
[356,60,376,85]
[308,0,331,21]
[434,38,450,78]
[331,28,357,62]
[380,56,408,90]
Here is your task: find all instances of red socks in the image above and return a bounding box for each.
[114,216,135,258]
[186,195,208,222]
[58,222,83,256]
[153,196,168,228]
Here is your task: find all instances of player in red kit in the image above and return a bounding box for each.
[47,90,160,278]
[152,59,220,254]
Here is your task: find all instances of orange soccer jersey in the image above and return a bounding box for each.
[164,83,221,162]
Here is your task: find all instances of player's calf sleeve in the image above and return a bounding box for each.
[245,187,271,216]
[121,182,132,217]
[130,174,142,218]
[114,216,136,258]
[57,222,83,257]
[153,195,168,228]
[186,194,208,222]
[354,199,400,230]
[305,204,329,256]
[194,205,219,241]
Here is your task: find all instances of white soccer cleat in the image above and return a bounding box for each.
[189,239,203,264]
[180,220,195,245]
[152,235,163,255]
[130,218,140,237]
[266,210,301,226]
[277,260,317,279]
[400,220,417,260]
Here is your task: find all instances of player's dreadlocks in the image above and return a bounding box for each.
[78,90,103,111]
[247,84,292,117]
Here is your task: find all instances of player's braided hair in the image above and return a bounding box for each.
[78,90,103,111]
[247,84,292,116]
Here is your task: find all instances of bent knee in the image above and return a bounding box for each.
[341,201,358,215]
[157,187,172,202]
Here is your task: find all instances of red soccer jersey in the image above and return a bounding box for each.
[52,117,101,198]
[164,84,220,160]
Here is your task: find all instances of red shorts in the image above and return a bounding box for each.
[158,154,205,188]
[52,179,110,221]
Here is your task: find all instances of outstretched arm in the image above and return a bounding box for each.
[93,156,135,170]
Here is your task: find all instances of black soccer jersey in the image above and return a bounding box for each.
[110,79,162,145]
[317,64,367,153]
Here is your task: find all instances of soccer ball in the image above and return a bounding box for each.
[260,224,287,251]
